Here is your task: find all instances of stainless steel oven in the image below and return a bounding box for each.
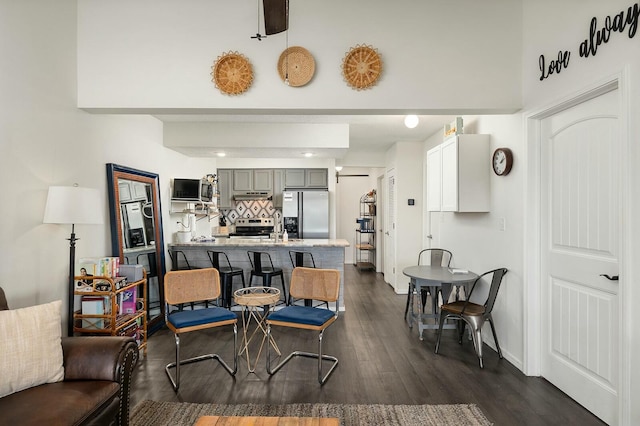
[229,218,275,238]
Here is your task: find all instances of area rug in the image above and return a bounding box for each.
[130,400,492,426]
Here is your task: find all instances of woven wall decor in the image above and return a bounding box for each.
[277,46,315,87]
[341,44,382,90]
[211,51,254,95]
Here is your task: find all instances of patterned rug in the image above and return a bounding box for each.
[130,400,492,426]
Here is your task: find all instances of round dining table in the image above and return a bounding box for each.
[402,265,478,340]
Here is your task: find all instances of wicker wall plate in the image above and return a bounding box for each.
[342,44,382,90]
[277,46,315,87]
[211,52,253,95]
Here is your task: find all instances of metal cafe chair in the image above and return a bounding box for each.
[163,268,237,391]
[435,267,508,368]
[404,248,453,322]
[266,267,340,385]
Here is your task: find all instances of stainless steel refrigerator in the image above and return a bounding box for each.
[282,190,329,239]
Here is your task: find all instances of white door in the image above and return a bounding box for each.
[377,174,385,273]
[384,169,396,288]
[540,88,620,425]
[426,145,442,212]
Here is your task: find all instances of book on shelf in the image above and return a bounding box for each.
[76,256,120,279]
[76,258,99,290]
[118,318,143,345]
[99,256,120,278]
[80,295,109,329]
[75,257,127,292]
[118,287,137,314]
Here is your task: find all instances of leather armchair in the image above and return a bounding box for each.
[0,288,138,426]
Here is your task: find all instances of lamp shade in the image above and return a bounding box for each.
[43,186,105,225]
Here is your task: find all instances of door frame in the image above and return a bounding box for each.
[523,69,630,423]
[383,168,396,288]
[376,173,385,273]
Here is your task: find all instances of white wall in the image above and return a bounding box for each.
[424,115,525,369]
[77,0,522,114]
[385,142,424,293]
[0,1,212,327]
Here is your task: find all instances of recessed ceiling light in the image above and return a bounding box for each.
[303,152,313,157]
[216,152,226,157]
[404,115,419,129]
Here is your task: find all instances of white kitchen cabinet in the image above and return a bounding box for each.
[429,134,490,212]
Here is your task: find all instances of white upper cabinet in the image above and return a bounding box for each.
[428,134,490,212]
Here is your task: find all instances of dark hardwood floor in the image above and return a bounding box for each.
[131,265,605,425]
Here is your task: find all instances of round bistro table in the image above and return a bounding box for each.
[233,286,282,373]
[402,265,478,340]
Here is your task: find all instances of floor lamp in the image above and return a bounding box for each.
[43,185,104,337]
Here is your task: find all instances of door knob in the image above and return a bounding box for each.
[600,274,619,281]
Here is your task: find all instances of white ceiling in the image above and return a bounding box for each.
[155,114,458,160]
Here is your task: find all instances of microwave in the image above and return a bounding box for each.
[171,178,214,203]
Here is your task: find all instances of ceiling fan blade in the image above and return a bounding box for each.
[263,0,288,35]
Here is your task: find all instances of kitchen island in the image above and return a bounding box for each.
[167,239,350,310]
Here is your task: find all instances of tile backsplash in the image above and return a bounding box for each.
[221,200,282,224]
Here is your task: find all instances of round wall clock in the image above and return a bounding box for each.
[211,52,253,95]
[342,44,382,90]
[492,148,514,176]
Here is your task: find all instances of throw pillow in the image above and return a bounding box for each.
[0,299,64,398]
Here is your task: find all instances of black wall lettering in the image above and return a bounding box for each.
[541,2,639,80]
[539,51,571,81]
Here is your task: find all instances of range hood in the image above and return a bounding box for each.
[233,191,273,201]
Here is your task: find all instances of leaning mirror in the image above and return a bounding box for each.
[106,164,166,335]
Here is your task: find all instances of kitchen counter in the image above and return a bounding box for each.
[172,238,349,247]
[168,239,350,310]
